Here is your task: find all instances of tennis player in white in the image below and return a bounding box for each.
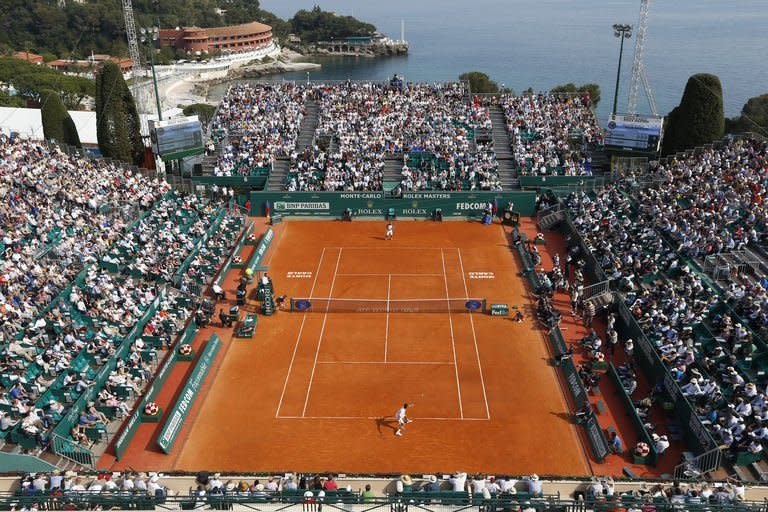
[394,402,413,436]
[385,222,394,240]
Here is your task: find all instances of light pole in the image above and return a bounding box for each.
[611,23,632,117]
[140,26,163,121]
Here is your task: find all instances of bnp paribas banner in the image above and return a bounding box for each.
[254,191,536,217]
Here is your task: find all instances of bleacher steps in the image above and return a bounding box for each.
[490,105,513,158]
[383,159,403,186]
[589,150,611,174]
[490,105,517,189]
[538,210,565,231]
[296,99,319,150]
[268,159,291,191]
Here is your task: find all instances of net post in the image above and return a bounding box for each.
[290,298,295,312]
[482,298,487,314]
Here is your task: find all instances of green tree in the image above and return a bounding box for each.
[725,93,768,137]
[183,103,217,126]
[290,6,375,43]
[41,89,67,142]
[459,71,500,94]
[96,61,143,164]
[0,89,25,107]
[156,46,175,65]
[662,73,725,155]
[62,114,82,147]
[551,82,601,107]
[0,57,93,109]
[41,89,82,147]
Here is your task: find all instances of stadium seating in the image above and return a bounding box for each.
[0,135,244,455]
[501,93,600,176]
[563,137,768,469]
[209,83,307,176]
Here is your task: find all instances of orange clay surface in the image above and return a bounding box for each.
[101,219,592,476]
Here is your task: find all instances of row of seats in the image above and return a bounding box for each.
[564,137,768,466]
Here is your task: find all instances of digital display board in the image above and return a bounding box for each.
[150,116,204,161]
[604,114,663,153]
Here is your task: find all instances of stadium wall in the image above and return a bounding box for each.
[249,191,537,217]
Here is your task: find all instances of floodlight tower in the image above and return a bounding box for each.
[627,0,659,116]
[122,0,150,137]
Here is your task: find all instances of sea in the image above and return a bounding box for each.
[249,0,768,122]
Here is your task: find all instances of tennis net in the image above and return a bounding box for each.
[290,297,486,313]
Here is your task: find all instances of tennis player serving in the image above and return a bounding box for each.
[394,402,414,436]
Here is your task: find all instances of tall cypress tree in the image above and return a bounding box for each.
[662,73,725,155]
[41,89,67,142]
[95,61,143,164]
[41,89,81,147]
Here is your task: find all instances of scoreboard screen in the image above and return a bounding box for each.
[150,116,204,161]
[604,114,663,153]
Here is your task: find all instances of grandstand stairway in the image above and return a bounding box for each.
[296,99,319,149]
[490,105,519,190]
[328,136,339,154]
[589,149,611,175]
[383,159,403,191]
[268,159,291,191]
[266,100,320,191]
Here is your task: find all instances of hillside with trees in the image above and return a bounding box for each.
[289,6,375,43]
[0,1,376,60]
[0,57,93,109]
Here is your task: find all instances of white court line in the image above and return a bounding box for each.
[317,360,455,365]
[262,223,285,266]
[274,247,326,418]
[301,248,343,417]
[457,248,491,420]
[385,274,391,362]
[336,273,442,277]
[277,415,490,421]
[441,248,464,419]
[325,246,454,251]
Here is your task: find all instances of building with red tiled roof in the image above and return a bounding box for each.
[47,55,132,77]
[159,21,272,54]
[13,51,44,64]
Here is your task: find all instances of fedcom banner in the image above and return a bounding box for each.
[254,192,537,217]
[157,334,221,454]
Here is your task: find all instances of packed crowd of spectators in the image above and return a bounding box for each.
[564,137,768,463]
[16,470,172,497]
[101,192,223,284]
[502,92,600,176]
[0,135,168,339]
[583,476,747,506]
[311,82,498,191]
[285,146,384,192]
[0,135,242,453]
[210,83,307,176]
[400,147,501,191]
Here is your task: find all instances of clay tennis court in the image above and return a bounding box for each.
[116,221,591,475]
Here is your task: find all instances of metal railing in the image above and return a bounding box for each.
[536,203,563,223]
[0,492,765,512]
[674,447,723,480]
[50,432,96,469]
[581,279,612,302]
[612,156,649,176]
